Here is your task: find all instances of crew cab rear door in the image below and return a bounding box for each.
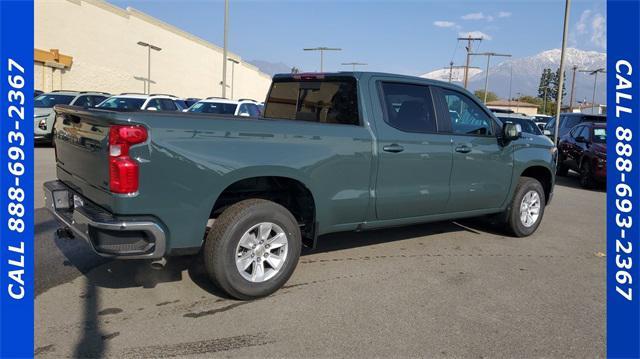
[371,78,453,220]
[433,87,513,212]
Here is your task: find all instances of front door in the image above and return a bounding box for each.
[437,88,513,212]
[373,81,453,220]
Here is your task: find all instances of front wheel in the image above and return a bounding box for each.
[503,177,546,237]
[203,199,301,300]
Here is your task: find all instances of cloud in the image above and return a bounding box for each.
[433,20,456,28]
[458,31,492,40]
[461,12,485,20]
[591,13,606,48]
[498,11,512,18]
[571,9,606,49]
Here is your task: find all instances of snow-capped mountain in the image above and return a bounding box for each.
[421,48,606,105]
[420,67,482,83]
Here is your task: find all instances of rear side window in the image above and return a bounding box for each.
[441,89,494,136]
[562,116,581,129]
[264,79,359,125]
[380,82,437,133]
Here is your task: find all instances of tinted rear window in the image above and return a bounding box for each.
[97,97,145,110]
[188,102,238,115]
[264,78,359,125]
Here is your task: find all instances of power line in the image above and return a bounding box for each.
[469,52,512,103]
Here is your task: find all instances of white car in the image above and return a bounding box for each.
[187,98,262,117]
[97,93,184,111]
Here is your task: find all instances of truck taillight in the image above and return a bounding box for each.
[109,125,147,194]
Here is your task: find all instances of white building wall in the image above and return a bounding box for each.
[34,0,272,100]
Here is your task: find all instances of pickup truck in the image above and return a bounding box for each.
[45,72,556,299]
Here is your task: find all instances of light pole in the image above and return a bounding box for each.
[580,68,606,114]
[442,63,478,83]
[303,47,341,72]
[341,62,367,71]
[469,52,512,103]
[515,92,522,112]
[221,0,229,98]
[227,58,239,100]
[137,41,162,94]
[553,0,571,145]
[569,65,579,110]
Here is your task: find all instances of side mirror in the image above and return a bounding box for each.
[543,129,552,136]
[146,107,158,111]
[503,122,522,141]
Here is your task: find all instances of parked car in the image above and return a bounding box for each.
[184,98,201,108]
[187,98,262,117]
[495,114,543,135]
[34,90,110,144]
[544,113,606,139]
[487,107,515,114]
[34,90,44,97]
[46,72,555,299]
[96,93,184,111]
[533,114,552,130]
[556,121,606,188]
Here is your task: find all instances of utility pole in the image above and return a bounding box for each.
[554,0,571,144]
[457,35,483,89]
[443,63,479,83]
[580,68,606,114]
[137,41,162,94]
[341,62,367,71]
[569,65,579,110]
[542,86,550,114]
[469,52,512,103]
[221,0,229,98]
[304,47,342,72]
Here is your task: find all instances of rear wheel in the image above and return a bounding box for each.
[203,199,301,300]
[502,177,546,237]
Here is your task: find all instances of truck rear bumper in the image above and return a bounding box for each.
[43,180,166,259]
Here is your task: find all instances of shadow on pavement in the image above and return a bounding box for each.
[554,171,606,192]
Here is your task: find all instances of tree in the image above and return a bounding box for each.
[474,90,498,103]
[550,67,566,102]
[537,68,553,101]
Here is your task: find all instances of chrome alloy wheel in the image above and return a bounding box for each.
[235,222,288,283]
[519,190,541,228]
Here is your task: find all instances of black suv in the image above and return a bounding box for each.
[544,113,606,139]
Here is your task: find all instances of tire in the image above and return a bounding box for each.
[503,177,546,237]
[556,155,568,176]
[579,161,594,189]
[203,199,301,300]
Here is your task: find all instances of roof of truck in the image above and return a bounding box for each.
[272,71,470,92]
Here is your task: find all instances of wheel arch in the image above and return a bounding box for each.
[519,165,553,204]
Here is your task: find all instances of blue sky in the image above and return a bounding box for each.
[107,0,606,75]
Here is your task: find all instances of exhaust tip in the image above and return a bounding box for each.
[150,257,167,270]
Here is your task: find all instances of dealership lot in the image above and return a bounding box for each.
[34,146,605,358]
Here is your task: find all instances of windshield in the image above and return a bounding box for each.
[593,127,606,143]
[97,97,146,110]
[188,102,238,114]
[34,94,75,108]
[498,117,541,135]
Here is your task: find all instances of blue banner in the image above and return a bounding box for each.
[607,0,640,357]
[0,0,34,357]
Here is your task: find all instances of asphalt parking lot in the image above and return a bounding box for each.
[34,146,605,358]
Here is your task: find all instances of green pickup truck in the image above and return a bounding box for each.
[45,72,556,299]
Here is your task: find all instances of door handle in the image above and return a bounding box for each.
[455,145,471,153]
[383,144,404,153]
